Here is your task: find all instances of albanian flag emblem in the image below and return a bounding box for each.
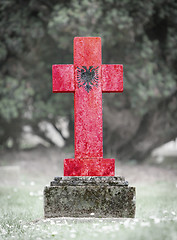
[77,66,99,93]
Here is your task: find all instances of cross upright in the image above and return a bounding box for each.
[53,37,123,176]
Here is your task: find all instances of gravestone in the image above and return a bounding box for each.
[44,37,136,218]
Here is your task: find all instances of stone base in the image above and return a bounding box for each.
[44,177,136,218]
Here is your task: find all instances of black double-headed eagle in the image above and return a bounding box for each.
[77,66,99,93]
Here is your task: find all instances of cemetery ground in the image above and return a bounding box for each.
[0,147,177,240]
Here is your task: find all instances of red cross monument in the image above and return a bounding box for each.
[53,37,123,176]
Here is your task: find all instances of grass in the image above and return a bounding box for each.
[0,179,177,240]
[0,147,177,239]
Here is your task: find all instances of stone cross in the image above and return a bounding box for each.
[52,37,123,176]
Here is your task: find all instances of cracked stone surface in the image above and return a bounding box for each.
[44,176,136,218]
[51,176,129,186]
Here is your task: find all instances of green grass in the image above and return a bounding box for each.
[0,180,177,240]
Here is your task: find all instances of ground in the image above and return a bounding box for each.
[0,147,177,240]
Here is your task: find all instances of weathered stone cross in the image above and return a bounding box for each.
[53,37,123,176]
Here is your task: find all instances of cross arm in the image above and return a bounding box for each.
[102,65,123,92]
[52,64,75,93]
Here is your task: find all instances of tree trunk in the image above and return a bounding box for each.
[103,90,177,161]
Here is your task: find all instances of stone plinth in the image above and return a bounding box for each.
[44,177,136,218]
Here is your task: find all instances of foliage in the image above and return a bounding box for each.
[0,0,176,159]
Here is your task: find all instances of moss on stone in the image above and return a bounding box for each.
[44,177,136,218]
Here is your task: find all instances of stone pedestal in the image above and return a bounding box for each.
[44,177,136,218]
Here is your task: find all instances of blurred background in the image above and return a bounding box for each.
[0,0,177,164]
[1,2,177,238]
